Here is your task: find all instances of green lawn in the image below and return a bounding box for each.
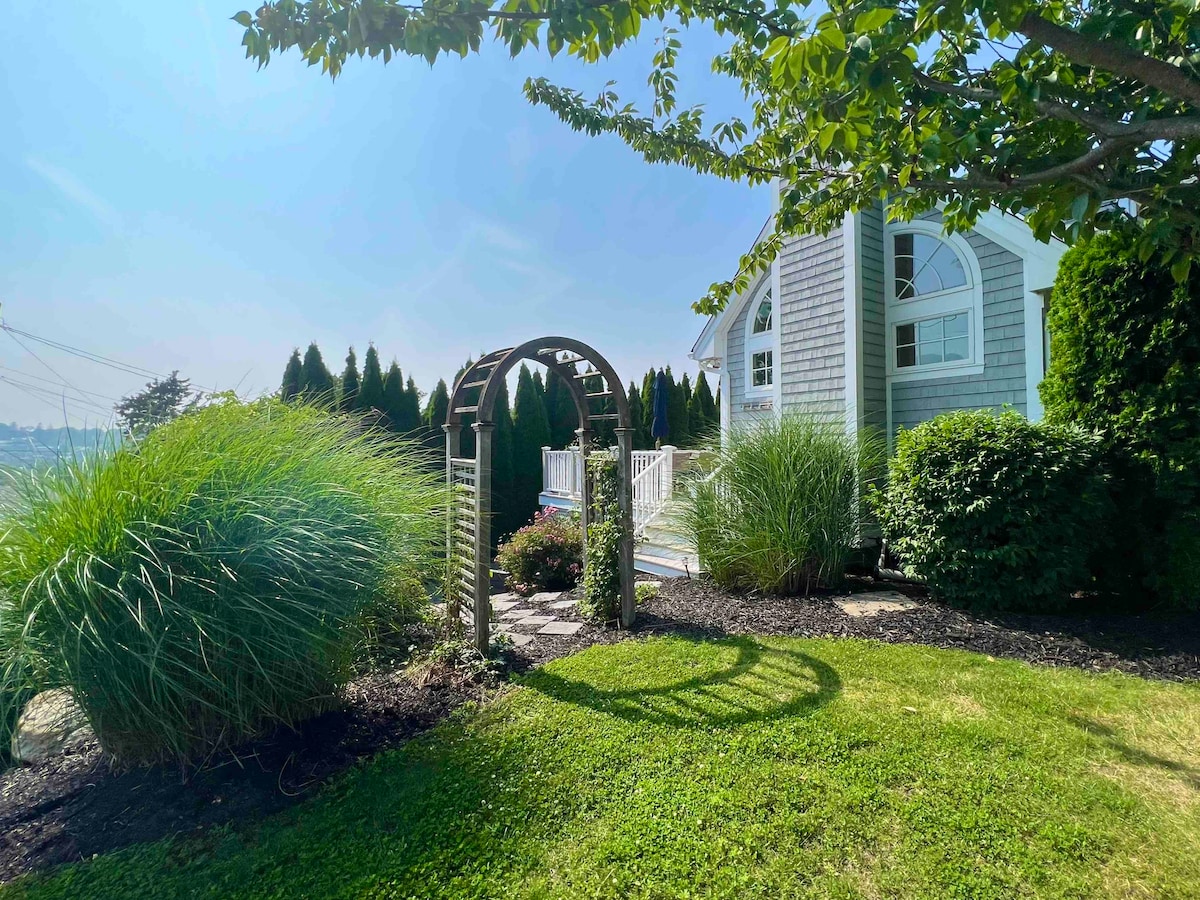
[6,636,1199,899]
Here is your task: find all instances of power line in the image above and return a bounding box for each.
[1,331,102,409]
[1,324,163,380]
[0,365,121,403]
[0,376,113,419]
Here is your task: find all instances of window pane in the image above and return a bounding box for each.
[943,313,969,337]
[896,345,916,368]
[944,336,970,361]
[752,296,773,334]
[896,323,915,345]
[893,232,968,298]
[918,342,944,366]
[918,318,943,341]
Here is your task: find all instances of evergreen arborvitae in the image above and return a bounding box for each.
[532,369,546,402]
[381,362,406,430]
[491,376,517,546]
[664,366,687,447]
[454,359,476,458]
[627,381,648,449]
[299,343,336,405]
[358,345,385,413]
[339,347,360,413]
[550,363,580,448]
[423,378,450,451]
[677,373,693,448]
[402,376,423,435]
[512,363,552,529]
[280,350,303,402]
[690,371,718,442]
[640,369,656,443]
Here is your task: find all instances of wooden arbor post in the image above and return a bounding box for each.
[446,337,636,654]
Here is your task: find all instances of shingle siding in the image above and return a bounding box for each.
[726,270,774,429]
[778,227,845,417]
[858,205,888,430]
[890,215,1028,432]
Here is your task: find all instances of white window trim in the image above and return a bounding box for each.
[885,222,984,383]
[744,282,775,398]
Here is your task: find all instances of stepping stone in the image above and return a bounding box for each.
[835,591,920,618]
[538,621,584,636]
[490,592,519,604]
[505,632,534,647]
[499,610,531,621]
[491,599,521,612]
[548,599,577,610]
[527,591,563,604]
[514,615,556,627]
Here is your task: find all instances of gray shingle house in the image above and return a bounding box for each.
[689,202,1066,443]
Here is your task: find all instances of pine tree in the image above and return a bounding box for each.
[280,350,302,402]
[358,345,385,413]
[690,371,718,442]
[423,378,450,451]
[532,369,545,401]
[627,381,648,449]
[299,343,335,405]
[382,362,406,430]
[512,363,552,529]
[339,347,360,413]
[491,376,517,547]
[402,376,423,435]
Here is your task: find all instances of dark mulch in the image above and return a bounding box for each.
[0,661,489,883]
[524,577,1200,683]
[4,577,1197,883]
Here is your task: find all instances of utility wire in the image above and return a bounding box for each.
[1,324,164,380]
[3,327,98,410]
[0,365,121,403]
[0,376,113,418]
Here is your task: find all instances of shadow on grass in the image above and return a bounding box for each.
[1067,714,1200,789]
[520,635,841,729]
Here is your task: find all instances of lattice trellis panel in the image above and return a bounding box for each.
[448,458,478,626]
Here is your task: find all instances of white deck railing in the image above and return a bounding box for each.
[541,446,677,536]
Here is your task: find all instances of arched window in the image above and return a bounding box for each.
[887,226,983,378]
[745,287,773,393]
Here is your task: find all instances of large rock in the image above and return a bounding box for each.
[10,688,93,764]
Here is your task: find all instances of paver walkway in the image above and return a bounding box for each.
[487,590,585,647]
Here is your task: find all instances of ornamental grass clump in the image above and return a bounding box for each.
[677,414,882,595]
[0,400,445,765]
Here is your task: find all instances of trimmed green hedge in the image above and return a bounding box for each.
[874,410,1110,612]
[1041,229,1200,609]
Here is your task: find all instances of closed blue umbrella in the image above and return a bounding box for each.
[651,369,670,449]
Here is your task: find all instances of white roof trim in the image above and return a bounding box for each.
[689,214,775,363]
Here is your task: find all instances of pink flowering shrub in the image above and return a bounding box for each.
[495,509,584,596]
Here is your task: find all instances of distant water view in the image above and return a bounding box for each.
[0,425,111,472]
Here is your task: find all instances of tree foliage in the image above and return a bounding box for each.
[300,343,336,404]
[340,347,361,413]
[115,372,198,436]
[512,363,553,527]
[237,0,1200,306]
[280,350,303,403]
[358,345,386,413]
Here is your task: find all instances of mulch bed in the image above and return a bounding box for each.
[3,576,1197,883]
[0,660,489,883]
[511,576,1200,683]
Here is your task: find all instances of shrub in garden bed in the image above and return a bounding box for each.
[0,399,445,766]
[677,414,883,595]
[1041,228,1200,610]
[495,509,583,596]
[874,410,1109,613]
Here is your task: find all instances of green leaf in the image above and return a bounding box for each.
[854,8,895,33]
[232,11,253,27]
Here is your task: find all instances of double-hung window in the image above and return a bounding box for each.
[886,226,983,380]
[744,287,773,394]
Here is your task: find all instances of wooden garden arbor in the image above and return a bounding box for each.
[444,337,636,653]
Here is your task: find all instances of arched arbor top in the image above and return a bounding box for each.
[444,336,636,654]
[447,336,631,435]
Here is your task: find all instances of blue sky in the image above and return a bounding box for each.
[0,1,770,427]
